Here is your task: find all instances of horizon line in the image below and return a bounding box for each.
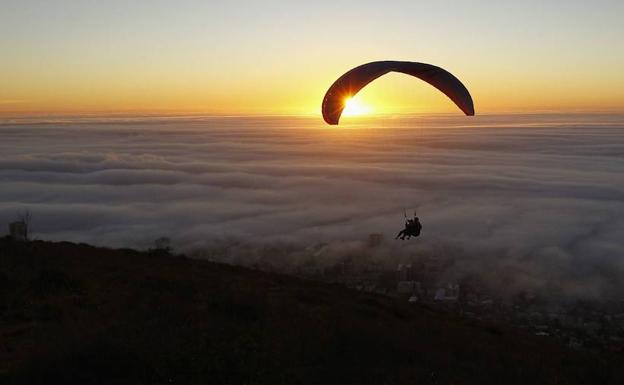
[2,109,624,126]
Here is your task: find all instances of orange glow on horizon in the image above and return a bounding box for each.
[1,1,623,118]
[2,52,623,118]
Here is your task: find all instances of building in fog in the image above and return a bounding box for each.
[367,233,384,248]
[396,264,413,281]
[434,288,446,301]
[9,220,28,241]
[446,283,460,300]
[397,280,421,295]
[434,283,460,301]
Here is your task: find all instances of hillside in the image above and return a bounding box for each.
[0,237,621,385]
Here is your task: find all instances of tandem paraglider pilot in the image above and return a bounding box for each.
[395,215,422,240]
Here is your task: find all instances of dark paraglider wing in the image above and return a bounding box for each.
[322,61,474,125]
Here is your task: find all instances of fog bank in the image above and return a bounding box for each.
[1,114,623,298]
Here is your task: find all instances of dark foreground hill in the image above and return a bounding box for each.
[0,237,622,385]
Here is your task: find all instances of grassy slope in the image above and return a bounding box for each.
[0,237,621,385]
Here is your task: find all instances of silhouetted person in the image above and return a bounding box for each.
[411,216,422,237]
[395,216,422,240]
[395,219,409,240]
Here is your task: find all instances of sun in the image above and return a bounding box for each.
[342,95,371,117]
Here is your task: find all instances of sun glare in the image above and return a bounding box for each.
[342,96,371,117]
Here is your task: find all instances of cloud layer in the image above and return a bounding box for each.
[1,114,623,298]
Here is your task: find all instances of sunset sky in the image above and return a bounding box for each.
[2,0,623,116]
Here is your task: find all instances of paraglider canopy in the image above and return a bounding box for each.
[322,61,474,125]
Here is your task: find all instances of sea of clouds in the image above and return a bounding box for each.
[1,114,623,298]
